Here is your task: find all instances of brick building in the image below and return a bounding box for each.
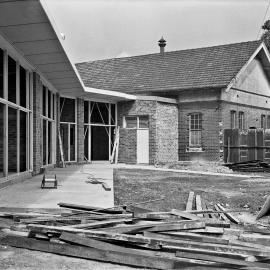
[77,39,270,163]
[1,1,270,185]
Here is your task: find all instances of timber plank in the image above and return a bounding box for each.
[170,209,199,220]
[186,192,194,211]
[216,204,240,224]
[64,218,131,229]
[94,224,155,234]
[214,205,229,222]
[0,234,194,270]
[58,202,122,214]
[145,220,205,232]
[195,195,204,218]
[176,251,270,269]
[27,224,270,256]
[160,231,229,245]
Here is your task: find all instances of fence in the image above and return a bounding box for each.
[223,129,270,163]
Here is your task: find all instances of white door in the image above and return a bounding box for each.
[137,129,149,164]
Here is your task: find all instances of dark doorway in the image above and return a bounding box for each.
[91,126,109,160]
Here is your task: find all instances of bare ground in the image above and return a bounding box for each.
[114,168,270,215]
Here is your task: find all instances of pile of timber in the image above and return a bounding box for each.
[224,160,270,172]
[1,197,270,269]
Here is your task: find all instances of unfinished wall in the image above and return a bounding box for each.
[156,102,178,163]
[77,98,84,163]
[32,72,42,174]
[118,100,157,164]
[118,99,178,164]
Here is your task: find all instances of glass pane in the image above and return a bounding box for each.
[20,66,26,107]
[0,49,3,98]
[70,124,75,161]
[126,116,137,128]
[48,90,51,119]
[8,107,17,173]
[52,94,55,120]
[84,101,89,123]
[20,111,27,172]
[8,56,16,104]
[84,125,89,160]
[42,86,46,116]
[43,120,47,165]
[48,121,52,164]
[139,116,149,128]
[0,104,4,176]
[60,97,75,122]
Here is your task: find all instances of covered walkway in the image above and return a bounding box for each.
[0,163,114,209]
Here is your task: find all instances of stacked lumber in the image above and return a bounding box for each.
[224,160,270,172]
[1,198,270,269]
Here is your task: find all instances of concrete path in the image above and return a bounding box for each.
[0,162,114,209]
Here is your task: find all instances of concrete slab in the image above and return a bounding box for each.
[0,163,114,209]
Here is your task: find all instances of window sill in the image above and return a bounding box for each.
[186,147,204,153]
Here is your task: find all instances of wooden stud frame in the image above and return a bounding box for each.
[41,86,57,167]
[59,96,77,162]
[83,100,117,162]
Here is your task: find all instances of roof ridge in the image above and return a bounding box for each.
[76,39,261,65]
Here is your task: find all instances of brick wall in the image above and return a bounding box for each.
[156,102,178,163]
[118,128,137,163]
[77,98,84,163]
[117,100,157,164]
[117,99,178,164]
[179,100,221,161]
[32,72,42,174]
[221,102,270,129]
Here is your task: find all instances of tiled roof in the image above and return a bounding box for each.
[76,40,262,94]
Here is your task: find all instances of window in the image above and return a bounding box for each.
[267,116,270,129]
[125,116,137,128]
[124,116,149,129]
[261,114,266,129]
[189,113,202,148]
[239,111,245,130]
[230,110,236,129]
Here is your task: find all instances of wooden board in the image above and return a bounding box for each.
[214,205,230,222]
[195,195,204,218]
[58,202,122,214]
[145,221,205,232]
[101,182,111,191]
[64,218,131,229]
[27,224,270,256]
[186,192,194,211]
[216,203,240,224]
[176,251,270,269]
[0,234,195,270]
[170,209,200,220]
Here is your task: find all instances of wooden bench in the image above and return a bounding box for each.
[41,174,57,189]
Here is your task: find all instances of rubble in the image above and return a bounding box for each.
[1,194,270,269]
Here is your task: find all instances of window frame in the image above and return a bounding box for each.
[261,114,266,129]
[238,111,245,130]
[230,110,237,129]
[123,115,149,130]
[188,112,203,151]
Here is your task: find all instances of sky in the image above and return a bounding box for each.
[42,0,270,63]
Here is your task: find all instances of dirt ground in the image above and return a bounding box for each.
[0,245,137,270]
[2,168,270,269]
[114,168,270,222]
